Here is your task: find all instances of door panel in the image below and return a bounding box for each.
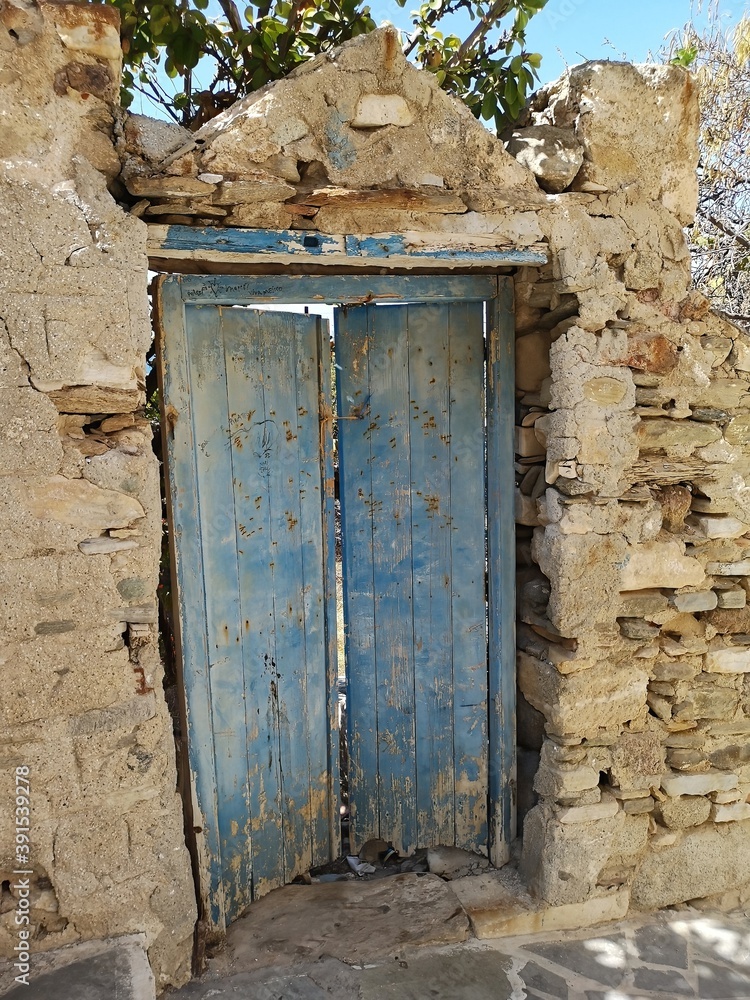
[336,301,488,855]
[159,273,515,928]
[161,297,337,927]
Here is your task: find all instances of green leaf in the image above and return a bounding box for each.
[481,89,496,120]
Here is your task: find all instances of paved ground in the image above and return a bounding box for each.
[171,909,750,999]
[0,934,154,1000]
[3,895,749,999]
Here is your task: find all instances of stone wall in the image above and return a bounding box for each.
[1,9,749,985]
[512,65,750,914]
[118,30,750,919]
[0,2,195,991]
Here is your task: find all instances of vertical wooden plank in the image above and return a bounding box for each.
[447,301,490,850]
[406,304,455,847]
[265,311,314,884]
[221,309,284,897]
[336,305,379,852]
[157,278,225,932]
[284,311,329,877]
[362,305,417,854]
[318,323,341,856]
[487,278,517,865]
[184,304,254,922]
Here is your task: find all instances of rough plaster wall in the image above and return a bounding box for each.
[0,2,195,991]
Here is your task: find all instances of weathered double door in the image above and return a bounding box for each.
[158,275,514,932]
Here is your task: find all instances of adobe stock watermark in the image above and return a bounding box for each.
[12,765,32,987]
[543,0,589,29]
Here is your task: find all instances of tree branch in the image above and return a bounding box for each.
[217,0,243,33]
[445,0,514,68]
[699,208,750,251]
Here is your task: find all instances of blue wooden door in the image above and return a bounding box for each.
[158,281,338,931]
[159,274,516,929]
[336,300,494,856]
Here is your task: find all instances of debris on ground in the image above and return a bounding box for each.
[297,840,490,886]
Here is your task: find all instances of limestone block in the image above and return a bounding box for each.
[730,339,750,374]
[620,540,704,591]
[538,62,699,223]
[556,791,619,824]
[713,801,750,822]
[517,651,648,737]
[704,645,750,674]
[693,380,750,410]
[725,415,750,447]
[690,514,749,540]
[521,804,626,905]
[47,385,141,413]
[673,681,741,721]
[27,476,145,531]
[620,590,670,618]
[515,489,541,527]
[710,743,750,770]
[604,812,650,867]
[582,377,628,406]
[610,731,665,792]
[123,113,193,166]
[532,526,626,634]
[350,94,413,128]
[622,795,654,814]
[515,331,552,393]
[661,769,738,797]
[637,419,721,456]
[619,618,659,640]
[505,125,583,193]
[707,560,750,576]
[632,820,750,907]
[533,761,600,798]
[670,591,718,613]
[78,536,140,555]
[657,795,711,830]
[452,871,629,939]
[666,748,706,770]
[716,588,747,610]
[653,660,699,681]
[603,330,680,375]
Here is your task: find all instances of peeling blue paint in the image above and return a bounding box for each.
[346,234,547,263]
[323,109,358,170]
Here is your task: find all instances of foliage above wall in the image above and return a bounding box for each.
[107,0,547,131]
[669,7,750,328]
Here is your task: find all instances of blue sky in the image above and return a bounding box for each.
[371,0,747,84]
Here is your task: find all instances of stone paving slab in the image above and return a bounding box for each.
[486,911,750,999]
[0,935,154,1000]
[359,949,513,999]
